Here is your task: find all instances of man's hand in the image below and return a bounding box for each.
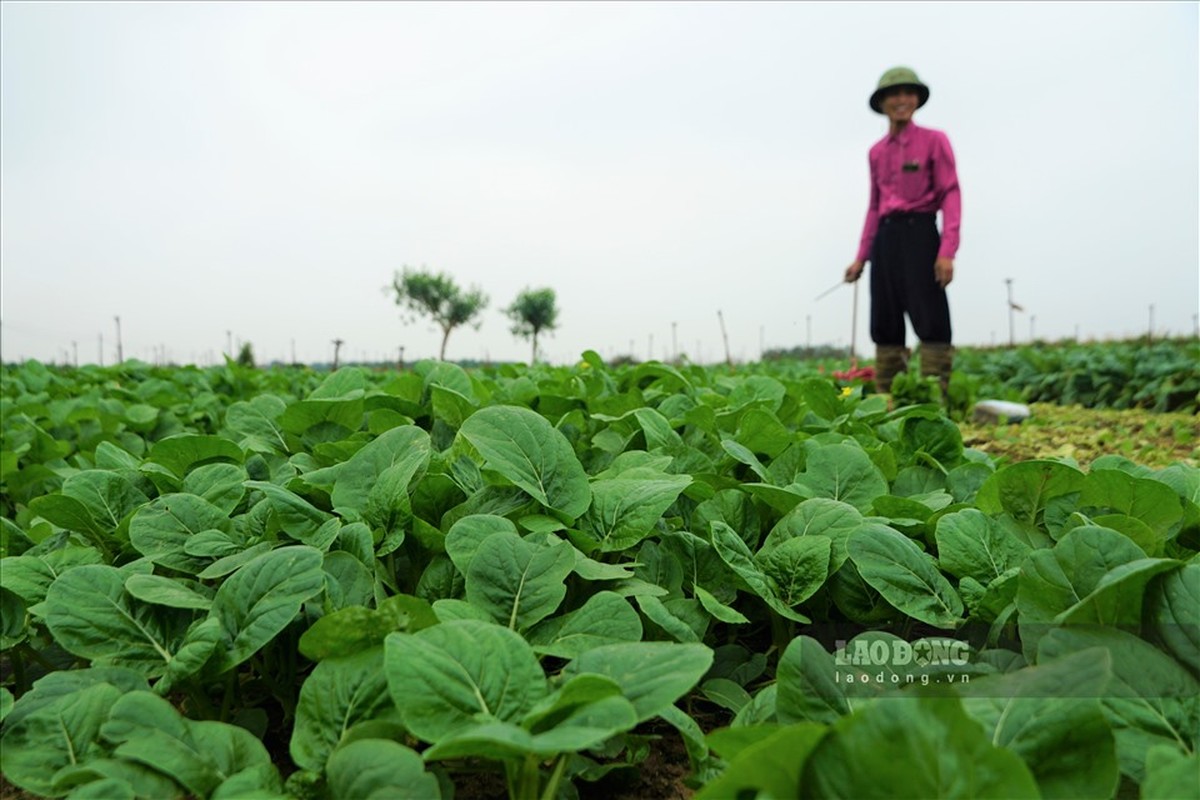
[845,260,865,283]
[934,257,954,288]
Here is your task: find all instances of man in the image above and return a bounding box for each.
[844,66,961,397]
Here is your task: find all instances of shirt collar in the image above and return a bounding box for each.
[888,121,921,143]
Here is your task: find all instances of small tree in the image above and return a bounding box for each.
[236,342,256,368]
[505,287,559,364]
[390,267,488,360]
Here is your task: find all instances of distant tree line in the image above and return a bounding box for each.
[762,345,855,361]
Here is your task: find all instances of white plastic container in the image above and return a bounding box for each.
[972,399,1032,424]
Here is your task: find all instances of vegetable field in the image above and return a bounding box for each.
[1,355,1197,799]
[953,339,1200,414]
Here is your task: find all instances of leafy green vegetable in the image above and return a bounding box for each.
[326,739,441,800]
[801,693,1041,798]
[290,647,394,772]
[459,406,591,519]
[3,352,1196,799]
[847,526,964,628]
[384,620,546,741]
[958,648,1119,799]
[464,530,575,630]
[209,545,326,673]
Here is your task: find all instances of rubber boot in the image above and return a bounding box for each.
[920,342,954,399]
[874,345,909,395]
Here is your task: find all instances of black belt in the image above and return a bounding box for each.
[881,212,936,225]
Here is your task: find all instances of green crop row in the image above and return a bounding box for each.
[1,356,1197,799]
[950,339,1200,413]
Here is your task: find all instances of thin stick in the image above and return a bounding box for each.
[717,310,733,369]
[813,281,845,302]
[850,281,860,361]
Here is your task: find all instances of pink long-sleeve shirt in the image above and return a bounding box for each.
[855,122,961,262]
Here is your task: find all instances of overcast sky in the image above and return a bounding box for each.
[2,1,1197,367]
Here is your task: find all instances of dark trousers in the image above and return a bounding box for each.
[869,212,952,346]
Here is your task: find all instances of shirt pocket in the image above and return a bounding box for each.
[897,158,930,200]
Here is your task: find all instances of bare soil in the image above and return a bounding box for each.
[1,776,43,800]
[960,402,1199,468]
[576,728,695,800]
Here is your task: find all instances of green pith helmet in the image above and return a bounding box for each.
[869,66,930,114]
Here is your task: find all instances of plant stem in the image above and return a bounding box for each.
[17,642,57,674]
[187,681,219,720]
[769,610,793,654]
[10,649,28,694]
[539,755,568,800]
[275,630,299,721]
[514,754,541,800]
[80,530,113,563]
[218,670,237,722]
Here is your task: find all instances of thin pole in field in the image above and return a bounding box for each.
[849,281,859,361]
[717,310,733,368]
[1005,279,1015,347]
[672,322,678,363]
[114,316,123,364]
[98,334,104,366]
[1148,304,1154,341]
